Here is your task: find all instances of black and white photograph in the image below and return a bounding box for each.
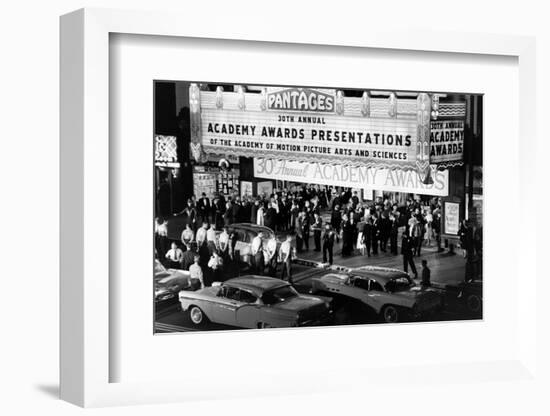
[153,82,483,332]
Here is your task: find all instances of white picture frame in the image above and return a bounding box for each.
[60,7,540,408]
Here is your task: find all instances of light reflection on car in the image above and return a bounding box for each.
[178,275,332,329]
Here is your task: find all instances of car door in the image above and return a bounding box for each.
[209,286,242,326]
[234,289,261,329]
[364,279,386,312]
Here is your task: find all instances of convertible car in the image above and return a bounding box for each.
[154,259,192,305]
[178,275,332,329]
[311,266,443,323]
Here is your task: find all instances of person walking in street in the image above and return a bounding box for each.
[251,232,264,275]
[322,224,335,265]
[165,242,184,269]
[421,259,431,287]
[312,212,323,252]
[279,234,294,284]
[189,254,205,290]
[330,205,342,243]
[389,214,399,255]
[371,215,380,255]
[263,236,278,276]
[299,210,310,251]
[341,214,354,257]
[401,233,418,279]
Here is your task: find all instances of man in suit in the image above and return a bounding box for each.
[389,214,399,255]
[363,216,373,257]
[311,212,323,252]
[251,232,264,275]
[196,192,210,225]
[264,202,277,230]
[300,210,310,251]
[322,224,335,265]
[401,232,418,279]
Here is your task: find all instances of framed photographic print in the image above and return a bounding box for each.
[60,6,540,409]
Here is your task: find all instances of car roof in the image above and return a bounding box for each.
[230,223,275,234]
[224,275,289,297]
[351,266,411,285]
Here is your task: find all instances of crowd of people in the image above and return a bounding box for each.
[156,183,480,289]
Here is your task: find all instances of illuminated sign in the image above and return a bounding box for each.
[267,88,335,112]
[154,135,179,168]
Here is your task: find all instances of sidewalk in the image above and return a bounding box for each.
[281,232,465,286]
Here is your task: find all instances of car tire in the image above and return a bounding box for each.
[258,322,273,329]
[381,305,400,323]
[188,306,207,326]
[466,294,482,313]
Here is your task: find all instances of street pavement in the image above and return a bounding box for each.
[154,242,475,333]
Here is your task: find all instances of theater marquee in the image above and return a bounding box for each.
[189,83,465,175]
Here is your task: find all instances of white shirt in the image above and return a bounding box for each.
[264,238,277,262]
[219,231,230,250]
[189,263,204,288]
[196,227,207,245]
[206,228,217,243]
[165,247,183,262]
[251,236,262,255]
[279,240,291,262]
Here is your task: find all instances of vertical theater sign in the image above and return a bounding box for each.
[189,84,466,196]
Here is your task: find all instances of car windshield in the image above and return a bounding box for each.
[385,276,413,293]
[261,285,298,305]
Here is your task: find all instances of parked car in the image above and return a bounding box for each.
[446,279,482,315]
[311,266,443,323]
[224,223,279,264]
[154,259,192,305]
[179,275,333,328]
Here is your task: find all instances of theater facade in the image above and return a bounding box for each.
[154,81,482,241]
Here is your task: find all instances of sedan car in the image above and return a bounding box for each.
[311,266,443,323]
[446,279,482,315]
[225,223,279,264]
[154,259,192,305]
[179,275,332,329]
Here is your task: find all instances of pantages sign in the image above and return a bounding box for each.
[189,83,465,175]
[254,158,449,196]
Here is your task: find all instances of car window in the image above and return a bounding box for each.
[385,277,412,293]
[368,279,384,292]
[352,277,369,291]
[237,290,258,304]
[233,230,248,244]
[220,286,240,301]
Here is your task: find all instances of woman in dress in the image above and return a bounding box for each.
[424,208,433,247]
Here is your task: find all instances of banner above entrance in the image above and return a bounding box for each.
[253,158,449,196]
